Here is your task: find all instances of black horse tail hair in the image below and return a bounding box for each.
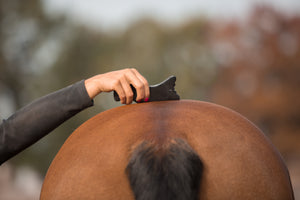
[126,138,203,200]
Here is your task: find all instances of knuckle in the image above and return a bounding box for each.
[135,83,144,90]
[124,68,131,73]
[119,94,126,100]
[120,98,126,103]
[127,92,134,99]
[144,81,149,87]
[130,68,137,72]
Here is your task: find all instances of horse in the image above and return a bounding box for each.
[40,100,294,200]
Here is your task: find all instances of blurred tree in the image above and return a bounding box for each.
[0,0,67,107]
[0,0,76,172]
[209,6,300,156]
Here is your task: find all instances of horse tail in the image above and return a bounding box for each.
[126,138,203,200]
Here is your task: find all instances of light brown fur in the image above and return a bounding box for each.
[40,100,294,200]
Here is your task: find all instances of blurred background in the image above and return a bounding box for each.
[0,0,299,199]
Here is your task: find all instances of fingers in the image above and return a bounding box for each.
[131,68,150,102]
[113,80,127,104]
[85,68,149,104]
[110,68,149,104]
[120,77,134,104]
[122,68,149,103]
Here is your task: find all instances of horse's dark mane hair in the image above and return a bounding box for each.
[126,138,203,200]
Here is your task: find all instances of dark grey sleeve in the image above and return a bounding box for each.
[0,80,94,165]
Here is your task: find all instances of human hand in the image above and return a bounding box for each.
[84,68,150,104]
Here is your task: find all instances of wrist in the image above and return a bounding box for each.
[84,77,102,99]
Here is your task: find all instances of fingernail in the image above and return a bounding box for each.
[145,98,149,102]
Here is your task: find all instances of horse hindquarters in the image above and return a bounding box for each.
[40,100,294,200]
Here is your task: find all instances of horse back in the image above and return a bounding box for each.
[40,100,294,200]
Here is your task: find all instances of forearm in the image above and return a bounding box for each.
[0,68,149,165]
[0,80,93,165]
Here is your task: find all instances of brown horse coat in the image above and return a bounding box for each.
[40,100,294,200]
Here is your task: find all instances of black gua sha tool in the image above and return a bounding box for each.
[113,76,180,103]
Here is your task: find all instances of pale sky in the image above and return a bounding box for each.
[42,0,300,31]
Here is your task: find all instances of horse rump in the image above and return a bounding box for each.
[126,138,203,200]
